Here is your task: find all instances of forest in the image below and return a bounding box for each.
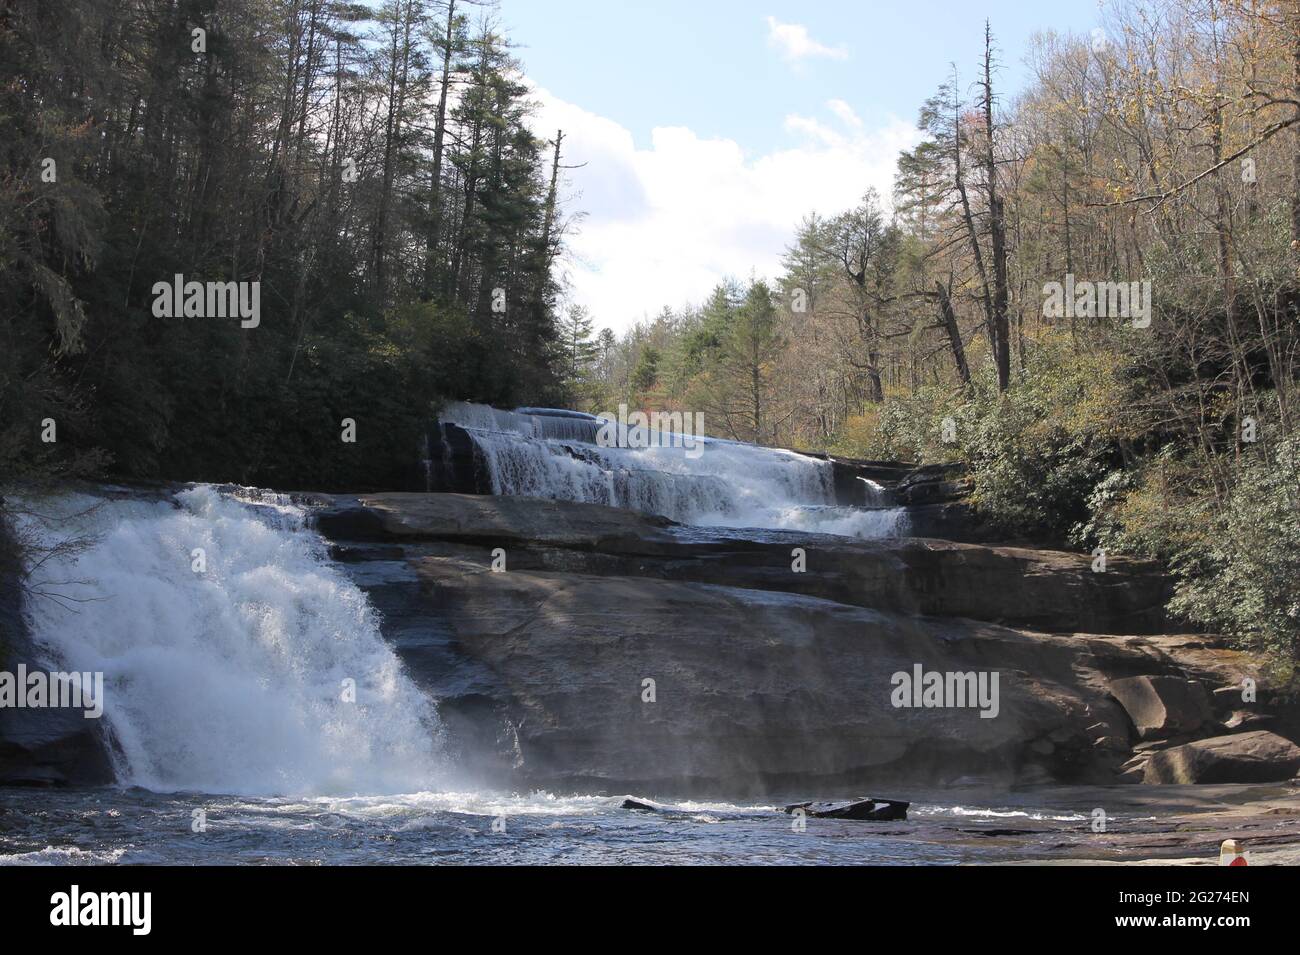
[3,0,1300,675]
[2,0,570,491]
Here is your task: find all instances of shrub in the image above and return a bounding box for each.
[1169,435,1300,685]
[1071,449,1210,559]
[957,342,1127,542]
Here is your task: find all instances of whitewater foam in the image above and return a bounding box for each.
[14,486,447,797]
[437,402,909,539]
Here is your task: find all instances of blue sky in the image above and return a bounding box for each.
[491,0,1109,332]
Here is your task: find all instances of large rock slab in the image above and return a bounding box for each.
[316,493,1172,634]
[306,491,1248,794]
[1143,731,1300,784]
[372,552,1156,794]
[1109,675,1214,740]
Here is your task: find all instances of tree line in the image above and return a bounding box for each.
[1,0,572,490]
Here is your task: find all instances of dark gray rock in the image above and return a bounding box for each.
[1224,710,1275,732]
[784,798,909,821]
[0,513,113,786]
[620,798,659,812]
[423,422,492,494]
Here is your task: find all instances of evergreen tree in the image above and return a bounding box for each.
[559,304,598,385]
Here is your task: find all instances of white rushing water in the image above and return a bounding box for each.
[437,402,908,538]
[14,486,446,797]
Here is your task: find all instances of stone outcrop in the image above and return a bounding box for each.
[310,491,1259,795]
[0,706,114,786]
[316,493,1172,635]
[1108,675,1215,740]
[422,422,491,495]
[1143,731,1300,784]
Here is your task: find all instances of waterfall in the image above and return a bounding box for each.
[860,478,892,508]
[438,402,908,538]
[13,486,446,797]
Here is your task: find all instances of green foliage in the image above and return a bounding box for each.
[833,340,1126,543]
[1073,449,1211,559]
[844,385,961,462]
[1169,436,1300,683]
[631,346,661,393]
[956,348,1121,542]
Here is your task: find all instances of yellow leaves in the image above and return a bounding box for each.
[828,409,882,459]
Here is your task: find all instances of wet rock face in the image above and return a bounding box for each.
[0,518,113,787]
[403,558,1129,794]
[0,707,114,786]
[1143,731,1300,784]
[314,492,1242,796]
[423,422,492,494]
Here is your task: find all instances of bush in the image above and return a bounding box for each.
[834,339,1128,543]
[831,384,960,461]
[1072,449,1210,559]
[1169,435,1300,685]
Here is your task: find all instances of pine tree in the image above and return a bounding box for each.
[559,304,598,385]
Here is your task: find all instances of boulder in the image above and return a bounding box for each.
[620,798,659,812]
[1109,676,1214,740]
[1224,710,1275,732]
[1143,731,1300,784]
[784,798,909,821]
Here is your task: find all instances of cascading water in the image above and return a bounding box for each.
[437,402,908,538]
[13,486,446,797]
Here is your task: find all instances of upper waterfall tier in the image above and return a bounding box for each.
[430,402,908,539]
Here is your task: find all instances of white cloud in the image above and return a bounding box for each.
[764,16,848,62]
[527,85,922,334]
[827,98,863,129]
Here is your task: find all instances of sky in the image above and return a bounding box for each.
[494,0,1109,333]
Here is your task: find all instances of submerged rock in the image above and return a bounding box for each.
[784,798,909,821]
[620,798,659,812]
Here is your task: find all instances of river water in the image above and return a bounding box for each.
[5,784,1197,865]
